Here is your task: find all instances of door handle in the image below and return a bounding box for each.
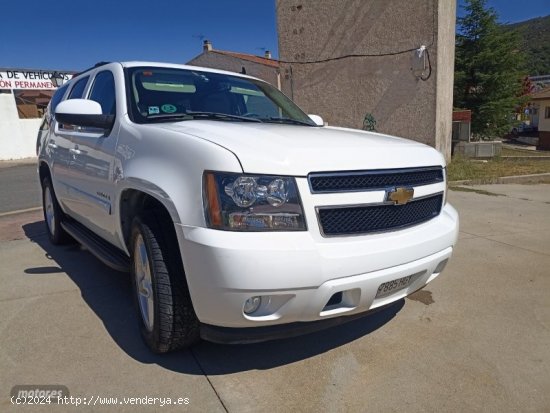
[69,148,81,155]
[47,142,58,149]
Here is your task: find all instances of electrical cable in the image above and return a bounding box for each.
[420,48,432,81]
[276,0,437,66]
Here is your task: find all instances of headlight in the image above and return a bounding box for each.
[204,172,306,231]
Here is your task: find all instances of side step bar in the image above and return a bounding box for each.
[61,220,130,273]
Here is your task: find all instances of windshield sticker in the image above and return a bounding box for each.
[161,104,177,114]
[148,106,160,115]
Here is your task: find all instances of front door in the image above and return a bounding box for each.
[64,70,120,245]
[49,76,90,208]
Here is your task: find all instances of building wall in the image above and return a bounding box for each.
[187,52,282,90]
[538,99,550,132]
[276,0,456,160]
[0,93,41,160]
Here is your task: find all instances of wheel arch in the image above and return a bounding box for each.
[38,161,51,184]
[117,179,182,253]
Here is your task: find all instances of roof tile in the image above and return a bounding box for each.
[211,50,280,68]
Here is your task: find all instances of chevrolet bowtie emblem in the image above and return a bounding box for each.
[387,187,414,205]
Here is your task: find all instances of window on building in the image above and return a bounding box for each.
[89,71,116,115]
[14,89,55,119]
[0,89,12,94]
[545,106,550,119]
[67,76,89,99]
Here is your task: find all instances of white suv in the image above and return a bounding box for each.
[37,62,459,353]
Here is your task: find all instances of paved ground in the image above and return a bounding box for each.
[0,163,40,214]
[0,184,549,412]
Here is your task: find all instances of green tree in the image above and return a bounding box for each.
[454,0,527,139]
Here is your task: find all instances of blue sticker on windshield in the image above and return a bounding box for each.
[161,104,177,114]
[148,106,159,115]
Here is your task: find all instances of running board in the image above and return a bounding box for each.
[61,220,130,273]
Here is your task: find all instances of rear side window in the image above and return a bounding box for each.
[89,71,116,115]
[49,84,69,116]
[67,76,89,99]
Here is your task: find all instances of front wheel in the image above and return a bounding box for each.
[130,214,199,353]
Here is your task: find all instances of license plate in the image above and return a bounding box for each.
[375,271,425,299]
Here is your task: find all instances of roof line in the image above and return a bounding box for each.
[209,50,280,68]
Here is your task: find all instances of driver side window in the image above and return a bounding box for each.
[89,71,116,116]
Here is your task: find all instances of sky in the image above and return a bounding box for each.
[0,0,548,71]
[457,0,550,23]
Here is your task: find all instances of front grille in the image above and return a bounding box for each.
[309,167,443,193]
[317,194,443,236]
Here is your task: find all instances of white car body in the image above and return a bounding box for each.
[38,61,458,344]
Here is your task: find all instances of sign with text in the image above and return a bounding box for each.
[0,70,73,90]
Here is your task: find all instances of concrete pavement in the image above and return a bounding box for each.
[0,162,40,214]
[0,185,549,412]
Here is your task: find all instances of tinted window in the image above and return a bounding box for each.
[68,76,89,99]
[49,84,69,115]
[127,67,314,126]
[89,71,116,115]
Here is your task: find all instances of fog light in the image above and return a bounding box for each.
[243,296,262,314]
[434,259,449,273]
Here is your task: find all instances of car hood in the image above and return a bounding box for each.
[157,121,445,176]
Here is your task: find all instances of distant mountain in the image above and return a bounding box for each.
[504,15,550,76]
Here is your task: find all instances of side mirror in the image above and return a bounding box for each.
[308,114,324,126]
[55,99,114,130]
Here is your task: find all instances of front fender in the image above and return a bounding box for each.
[113,124,243,253]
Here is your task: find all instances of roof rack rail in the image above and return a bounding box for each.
[73,61,112,78]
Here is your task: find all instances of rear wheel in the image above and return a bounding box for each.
[130,214,199,353]
[41,177,70,245]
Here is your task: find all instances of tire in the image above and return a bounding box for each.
[41,176,71,245]
[130,214,200,353]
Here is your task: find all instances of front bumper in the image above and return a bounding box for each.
[200,302,398,344]
[178,203,458,329]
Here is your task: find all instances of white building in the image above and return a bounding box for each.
[0,68,73,160]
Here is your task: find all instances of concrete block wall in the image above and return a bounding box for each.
[276,0,456,160]
[0,94,41,160]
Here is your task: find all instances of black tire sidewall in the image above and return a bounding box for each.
[129,214,200,353]
[130,217,162,352]
[41,177,67,245]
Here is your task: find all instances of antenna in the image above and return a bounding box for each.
[193,34,206,42]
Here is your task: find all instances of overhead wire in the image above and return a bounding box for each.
[276,0,436,81]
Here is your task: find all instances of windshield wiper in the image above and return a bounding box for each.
[146,113,193,122]
[185,111,262,123]
[263,117,314,126]
[146,112,262,123]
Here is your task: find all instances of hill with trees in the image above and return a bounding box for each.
[454,0,527,139]
[504,15,550,76]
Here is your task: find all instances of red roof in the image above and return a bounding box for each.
[453,110,471,122]
[211,50,280,68]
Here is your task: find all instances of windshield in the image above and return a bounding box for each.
[126,67,316,126]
